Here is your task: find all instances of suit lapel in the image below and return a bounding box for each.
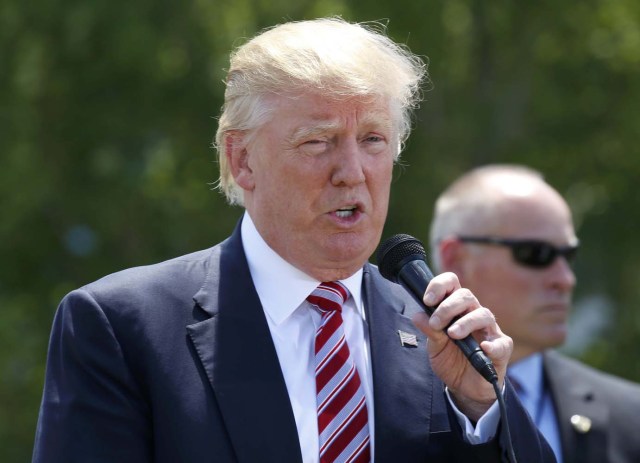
[544,351,608,463]
[187,224,302,463]
[363,265,435,463]
[185,235,437,463]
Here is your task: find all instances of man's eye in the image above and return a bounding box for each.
[299,139,329,155]
[302,139,328,150]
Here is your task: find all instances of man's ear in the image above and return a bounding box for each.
[439,238,466,277]
[225,131,255,191]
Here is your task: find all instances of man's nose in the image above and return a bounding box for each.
[331,139,366,186]
[547,255,577,292]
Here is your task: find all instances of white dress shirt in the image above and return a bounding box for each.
[508,353,563,463]
[241,212,499,462]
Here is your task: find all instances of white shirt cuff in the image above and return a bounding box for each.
[445,387,501,444]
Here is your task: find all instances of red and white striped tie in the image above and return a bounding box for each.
[307,281,371,463]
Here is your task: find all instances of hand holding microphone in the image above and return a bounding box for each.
[377,233,519,463]
[377,234,515,412]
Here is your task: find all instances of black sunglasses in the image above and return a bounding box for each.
[457,236,579,269]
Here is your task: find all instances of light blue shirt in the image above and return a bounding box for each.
[509,353,563,463]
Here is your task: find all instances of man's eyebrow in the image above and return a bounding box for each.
[357,111,395,133]
[288,122,341,143]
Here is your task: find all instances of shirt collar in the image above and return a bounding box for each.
[241,212,364,326]
[508,352,544,401]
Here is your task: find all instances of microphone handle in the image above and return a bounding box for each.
[398,260,498,383]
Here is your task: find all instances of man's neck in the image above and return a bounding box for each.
[510,347,543,364]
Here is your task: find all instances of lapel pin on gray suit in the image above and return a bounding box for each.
[570,414,592,434]
[397,330,418,347]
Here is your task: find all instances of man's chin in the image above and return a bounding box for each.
[542,329,568,349]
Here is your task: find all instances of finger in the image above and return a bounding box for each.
[423,272,461,308]
[446,306,497,339]
[428,287,479,331]
[411,311,431,334]
[480,332,513,365]
[411,311,447,342]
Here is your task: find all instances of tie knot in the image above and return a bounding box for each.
[307,281,349,314]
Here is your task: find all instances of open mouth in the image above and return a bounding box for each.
[335,205,358,218]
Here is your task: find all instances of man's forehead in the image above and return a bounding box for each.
[271,92,393,121]
[300,110,394,136]
[295,109,393,128]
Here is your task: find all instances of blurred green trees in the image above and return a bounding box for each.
[2,0,639,460]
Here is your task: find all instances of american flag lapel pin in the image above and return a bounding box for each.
[397,330,418,347]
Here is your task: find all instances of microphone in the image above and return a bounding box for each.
[376,233,498,383]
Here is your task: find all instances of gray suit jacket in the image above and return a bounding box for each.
[33,221,554,462]
[545,350,640,463]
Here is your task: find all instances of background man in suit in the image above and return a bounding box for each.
[429,163,640,463]
[33,19,554,462]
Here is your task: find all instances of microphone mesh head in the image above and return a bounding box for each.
[376,234,427,281]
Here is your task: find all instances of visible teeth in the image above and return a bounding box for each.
[336,207,356,218]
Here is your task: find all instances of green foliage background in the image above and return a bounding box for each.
[2,0,639,460]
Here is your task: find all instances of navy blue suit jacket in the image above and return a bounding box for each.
[33,222,554,462]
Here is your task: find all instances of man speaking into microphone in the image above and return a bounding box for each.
[33,18,553,462]
[429,164,640,463]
